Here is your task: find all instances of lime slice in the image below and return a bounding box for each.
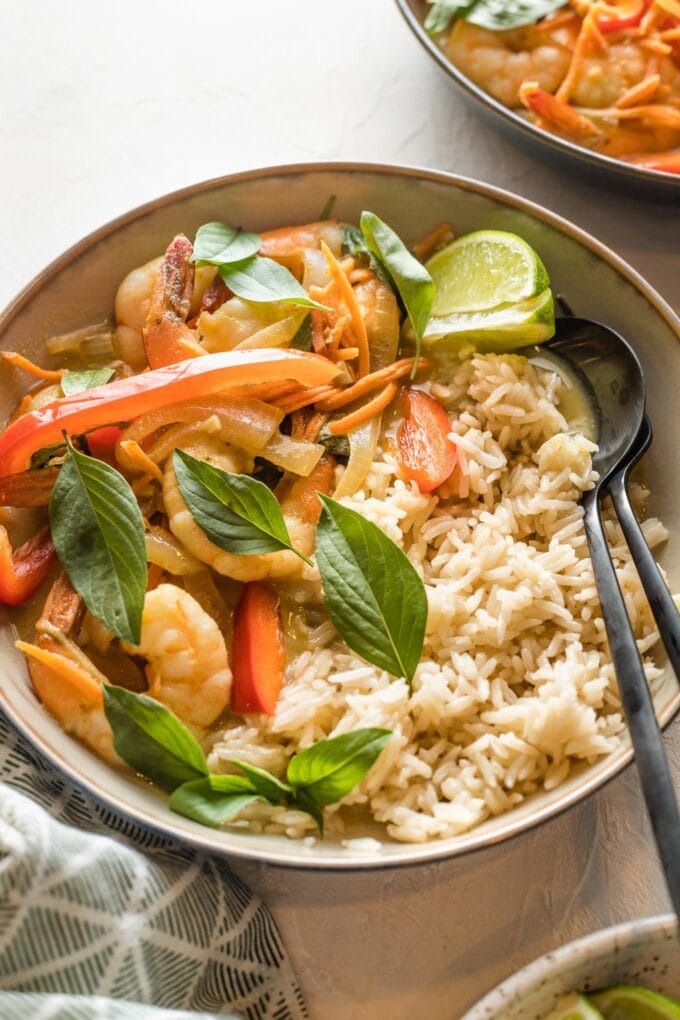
[545,992,605,1019]
[426,229,550,316]
[422,288,555,351]
[591,985,680,1019]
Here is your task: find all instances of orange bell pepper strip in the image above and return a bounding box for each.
[231,581,285,715]
[396,387,457,493]
[0,349,338,477]
[0,525,55,605]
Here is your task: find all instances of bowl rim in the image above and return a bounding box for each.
[1,159,679,870]
[461,913,679,1018]
[394,0,680,189]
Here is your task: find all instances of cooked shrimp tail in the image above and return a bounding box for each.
[142,235,204,369]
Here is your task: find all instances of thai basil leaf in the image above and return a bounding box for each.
[289,788,325,835]
[290,314,312,351]
[49,439,147,644]
[219,256,330,311]
[61,367,115,397]
[466,0,565,30]
[174,449,310,564]
[287,729,391,806]
[425,0,564,32]
[170,775,260,827]
[192,221,261,266]
[232,760,293,803]
[359,211,434,375]
[341,225,394,291]
[103,686,208,792]
[316,496,427,682]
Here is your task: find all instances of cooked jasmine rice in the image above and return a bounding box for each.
[207,352,667,844]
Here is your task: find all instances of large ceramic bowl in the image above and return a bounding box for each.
[1,163,679,869]
[395,0,680,197]
[462,914,680,1018]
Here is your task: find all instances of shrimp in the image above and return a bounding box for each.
[260,220,342,279]
[19,574,122,765]
[446,20,577,108]
[142,234,205,369]
[135,584,231,732]
[164,437,334,581]
[519,82,602,140]
[353,274,400,371]
[114,255,163,369]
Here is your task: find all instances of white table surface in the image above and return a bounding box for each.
[2,2,680,1018]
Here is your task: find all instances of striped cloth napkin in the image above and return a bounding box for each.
[0,712,306,1020]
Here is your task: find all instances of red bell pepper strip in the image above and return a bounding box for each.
[597,0,648,31]
[86,425,124,464]
[0,526,55,605]
[0,349,338,478]
[396,387,457,494]
[231,582,285,715]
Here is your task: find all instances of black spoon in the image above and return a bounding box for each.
[543,316,680,918]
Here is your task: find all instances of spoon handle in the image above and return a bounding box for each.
[608,470,680,682]
[583,492,680,918]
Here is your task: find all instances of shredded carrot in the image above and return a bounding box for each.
[336,347,360,362]
[310,309,326,353]
[317,358,426,412]
[320,241,370,377]
[16,640,103,705]
[412,224,456,262]
[2,352,64,382]
[615,74,661,107]
[275,384,341,414]
[10,393,35,423]
[347,267,373,284]
[340,256,355,274]
[303,411,329,443]
[640,37,673,54]
[327,383,399,435]
[325,314,351,356]
[146,563,165,591]
[119,440,163,481]
[290,410,309,441]
[556,10,604,102]
[660,26,680,39]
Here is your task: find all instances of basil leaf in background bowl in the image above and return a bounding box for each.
[103,686,209,792]
[316,495,427,682]
[219,255,330,311]
[49,439,147,644]
[425,0,565,33]
[287,729,392,806]
[60,367,115,397]
[359,211,434,374]
[170,776,261,827]
[173,449,311,563]
[192,221,261,265]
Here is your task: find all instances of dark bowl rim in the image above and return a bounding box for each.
[0,160,679,871]
[394,0,680,189]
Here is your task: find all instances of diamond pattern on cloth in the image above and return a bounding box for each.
[0,711,306,1020]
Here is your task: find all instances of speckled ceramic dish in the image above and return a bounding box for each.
[462,914,679,1018]
[395,0,680,197]
[1,162,679,869]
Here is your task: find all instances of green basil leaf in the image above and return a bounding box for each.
[341,225,394,291]
[174,449,311,564]
[60,367,115,397]
[49,439,147,644]
[316,495,427,682]
[289,788,325,835]
[103,686,208,792]
[192,221,261,265]
[170,775,260,827]
[219,256,330,311]
[287,729,391,806]
[290,314,312,351]
[424,0,472,32]
[231,760,293,803]
[465,0,564,29]
[359,211,434,374]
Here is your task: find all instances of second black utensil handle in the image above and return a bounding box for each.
[584,492,680,918]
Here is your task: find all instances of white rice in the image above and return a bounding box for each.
[207,353,668,844]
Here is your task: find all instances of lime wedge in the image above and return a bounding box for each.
[591,985,680,1019]
[545,992,605,1019]
[422,288,555,351]
[426,229,550,316]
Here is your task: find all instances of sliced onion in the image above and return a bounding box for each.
[262,432,324,476]
[235,312,306,350]
[46,321,116,357]
[199,297,294,353]
[119,396,284,456]
[145,526,202,575]
[302,248,332,290]
[333,414,382,498]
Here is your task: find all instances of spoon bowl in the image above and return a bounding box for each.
[545,316,646,484]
